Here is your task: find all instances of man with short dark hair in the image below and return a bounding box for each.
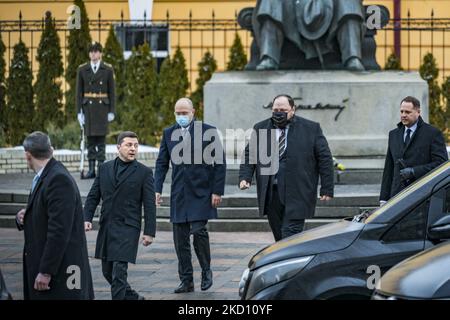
[380,96,448,204]
[76,41,116,179]
[15,131,94,300]
[239,94,334,241]
[84,131,156,300]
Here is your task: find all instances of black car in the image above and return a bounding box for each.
[239,161,450,300]
[373,239,450,300]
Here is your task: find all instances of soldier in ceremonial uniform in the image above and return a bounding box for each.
[76,42,116,179]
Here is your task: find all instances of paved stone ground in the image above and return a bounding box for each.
[0,228,273,300]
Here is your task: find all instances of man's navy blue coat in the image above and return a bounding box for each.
[154,121,226,223]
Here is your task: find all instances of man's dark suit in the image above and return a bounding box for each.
[84,158,156,299]
[380,116,448,201]
[239,115,334,240]
[154,121,226,285]
[18,158,94,300]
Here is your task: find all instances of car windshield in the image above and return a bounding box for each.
[361,161,450,224]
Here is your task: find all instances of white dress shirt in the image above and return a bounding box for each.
[275,126,289,149]
[91,61,100,73]
[404,121,418,142]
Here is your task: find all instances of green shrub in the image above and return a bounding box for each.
[190,51,217,119]
[47,121,81,150]
[227,33,247,71]
[65,0,92,123]
[384,52,402,70]
[419,53,445,132]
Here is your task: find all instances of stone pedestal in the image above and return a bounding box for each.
[204,71,428,158]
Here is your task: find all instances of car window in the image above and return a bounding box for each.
[444,186,450,215]
[381,200,428,243]
[365,162,450,224]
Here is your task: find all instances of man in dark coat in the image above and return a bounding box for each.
[15,132,94,300]
[154,98,226,293]
[239,94,334,241]
[380,96,448,204]
[76,41,116,179]
[253,0,365,70]
[84,131,156,300]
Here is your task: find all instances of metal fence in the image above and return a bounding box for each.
[0,10,253,92]
[381,10,450,80]
[1,9,450,93]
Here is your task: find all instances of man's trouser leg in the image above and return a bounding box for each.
[87,136,98,161]
[259,18,284,65]
[281,217,305,239]
[338,19,363,65]
[102,260,138,300]
[87,136,106,160]
[192,220,211,272]
[266,185,284,241]
[173,223,193,283]
[96,136,106,164]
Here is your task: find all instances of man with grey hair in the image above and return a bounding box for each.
[155,97,226,293]
[15,131,94,300]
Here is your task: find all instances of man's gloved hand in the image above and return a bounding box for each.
[107,113,115,122]
[77,113,85,127]
[399,167,415,181]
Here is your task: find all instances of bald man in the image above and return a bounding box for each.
[154,98,226,293]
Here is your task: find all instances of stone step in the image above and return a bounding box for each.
[0,190,380,208]
[0,203,23,215]
[0,215,339,232]
[158,167,383,186]
[158,194,380,207]
[0,202,375,220]
[156,206,373,219]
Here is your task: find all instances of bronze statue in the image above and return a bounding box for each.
[239,0,388,71]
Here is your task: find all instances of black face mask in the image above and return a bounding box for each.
[272,111,290,128]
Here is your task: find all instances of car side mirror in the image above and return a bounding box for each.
[428,215,450,241]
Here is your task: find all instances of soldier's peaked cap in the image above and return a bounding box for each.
[89,41,103,52]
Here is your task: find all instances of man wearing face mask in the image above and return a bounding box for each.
[239,94,334,241]
[154,98,226,293]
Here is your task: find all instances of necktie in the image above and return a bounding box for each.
[93,65,97,73]
[31,175,39,193]
[279,129,286,158]
[404,128,411,146]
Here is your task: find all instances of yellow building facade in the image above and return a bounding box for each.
[1,0,450,91]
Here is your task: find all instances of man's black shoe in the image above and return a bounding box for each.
[174,281,194,293]
[201,270,213,291]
